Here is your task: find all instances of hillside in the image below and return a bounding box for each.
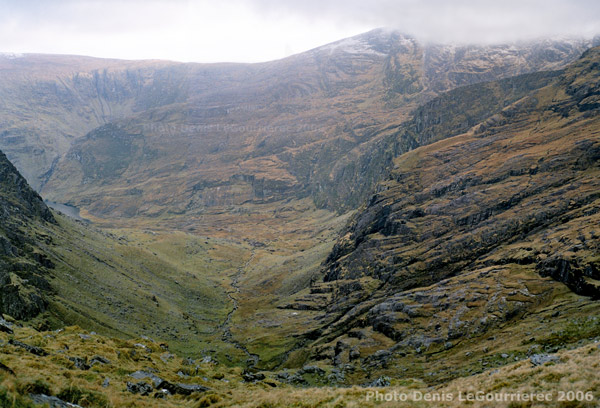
[0,149,247,359]
[1,324,598,407]
[295,46,600,383]
[0,150,55,319]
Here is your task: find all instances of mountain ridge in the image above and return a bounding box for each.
[9,29,593,220]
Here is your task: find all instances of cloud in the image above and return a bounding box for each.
[244,0,600,43]
[0,0,598,62]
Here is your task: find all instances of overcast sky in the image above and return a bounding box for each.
[0,0,599,63]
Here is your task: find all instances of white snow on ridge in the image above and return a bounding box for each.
[320,37,388,56]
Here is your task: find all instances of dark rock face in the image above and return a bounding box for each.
[538,257,600,298]
[324,49,600,290]
[0,150,56,320]
[0,150,54,223]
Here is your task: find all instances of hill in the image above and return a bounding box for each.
[295,46,600,384]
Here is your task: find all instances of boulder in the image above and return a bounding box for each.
[156,381,210,395]
[29,394,82,407]
[241,370,266,382]
[126,381,153,396]
[8,339,48,356]
[530,353,560,366]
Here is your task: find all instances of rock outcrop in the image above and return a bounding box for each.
[0,150,56,319]
[302,47,600,380]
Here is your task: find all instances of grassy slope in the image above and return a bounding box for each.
[68,197,353,368]
[1,323,598,407]
[26,212,250,359]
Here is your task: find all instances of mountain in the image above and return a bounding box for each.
[1,29,600,404]
[0,30,595,219]
[294,46,600,383]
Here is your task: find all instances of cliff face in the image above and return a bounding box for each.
[285,47,600,381]
[0,150,55,319]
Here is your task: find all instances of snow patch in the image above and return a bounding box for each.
[320,38,387,56]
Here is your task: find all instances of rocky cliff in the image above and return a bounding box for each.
[0,150,55,319]
[286,46,600,383]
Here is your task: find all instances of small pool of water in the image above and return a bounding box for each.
[45,201,89,222]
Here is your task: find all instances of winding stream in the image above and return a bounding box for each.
[219,250,259,368]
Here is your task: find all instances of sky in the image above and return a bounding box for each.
[0,0,599,63]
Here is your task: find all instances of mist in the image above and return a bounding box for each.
[0,0,598,62]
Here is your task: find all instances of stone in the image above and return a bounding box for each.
[153,390,169,399]
[90,356,110,365]
[530,353,560,366]
[130,370,164,388]
[370,376,391,387]
[156,380,210,395]
[29,394,82,407]
[300,365,326,376]
[241,370,266,382]
[126,381,153,396]
[68,357,90,370]
[201,355,217,364]
[0,319,13,334]
[8,339,48,356]
[276,371,307,385]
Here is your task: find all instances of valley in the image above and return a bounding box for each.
[0,29,599,407]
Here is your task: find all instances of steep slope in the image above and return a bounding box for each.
[0,55,184,189]
[2,31,599,386]
[0,150,55,319]
[0,150,243,357]
[23,30,595,219]
[291,47,600,383]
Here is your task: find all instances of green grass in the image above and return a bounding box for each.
[540,317,600,348]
